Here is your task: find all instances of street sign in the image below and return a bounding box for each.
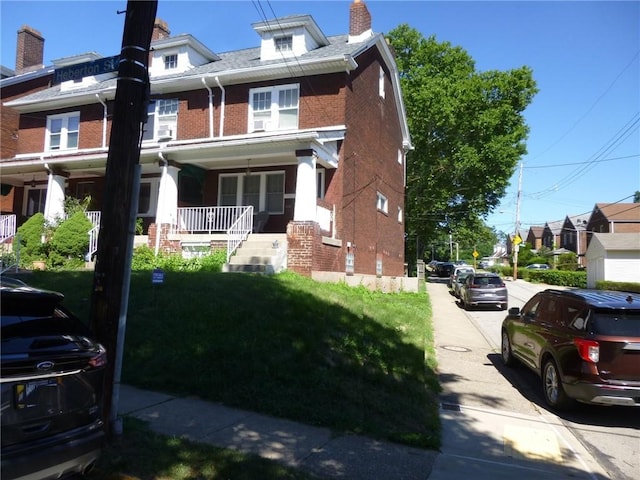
[513,234,522,245]
[472,250,479,258]
[53,55,120,84]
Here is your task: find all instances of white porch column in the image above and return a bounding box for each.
[155,164,179,225]
[293,149,317,221]
[43,173,66,223]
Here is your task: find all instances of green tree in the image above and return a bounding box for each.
[387,25,538,262]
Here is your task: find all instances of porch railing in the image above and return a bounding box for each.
[226,206,254,262]
[173,206,253,234]
[0,214,16,244]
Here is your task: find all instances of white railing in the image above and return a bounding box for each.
[174,206,253,234]
[85,211,101,259]
[226,206,254,262]
[0,214,16,244]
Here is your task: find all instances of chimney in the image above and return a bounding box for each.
[348,0,373,43]
[16,25,44,74]
[152,18,171,42]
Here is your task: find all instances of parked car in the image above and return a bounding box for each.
[1,277,107,480]
[526,263,549,270]
[436,262,456,278]
[501,289,640,410]
[448,266,475,289]
[451,271,473,298]
[459,273,508,310]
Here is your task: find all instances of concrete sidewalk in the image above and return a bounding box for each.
[116,280,610,479]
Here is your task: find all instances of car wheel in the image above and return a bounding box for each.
[542,359,573,410]
[501,330,514,366]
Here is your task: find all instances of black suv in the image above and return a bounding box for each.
[501,289,640,410]
[1,277,107,479]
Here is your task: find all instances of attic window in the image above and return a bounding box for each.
[164,54,178,70]
[274,35,293,53]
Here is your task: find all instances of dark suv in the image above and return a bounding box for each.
[501,289,640,410]
[1,277,107,479]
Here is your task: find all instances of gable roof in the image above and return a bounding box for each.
[544,220,564,234]
[589,232,640,251]
[592,203,640,222]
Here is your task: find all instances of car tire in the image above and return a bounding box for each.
[542,359,573,410]
[501,330,515,366]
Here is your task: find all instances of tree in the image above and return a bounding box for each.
[387,25,538,263]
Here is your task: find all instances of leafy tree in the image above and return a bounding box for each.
[387,25,538,263]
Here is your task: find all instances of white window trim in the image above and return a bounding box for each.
[376,191,388,214]
[164,53,178,70]
[248,84,299,133]
[45,112,80,151]
[218,171,286,214]
[138,178,161,217]
[379,66,385,99]
[316,168,325,199]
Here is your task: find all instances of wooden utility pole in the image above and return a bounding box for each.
[89,0,157,441]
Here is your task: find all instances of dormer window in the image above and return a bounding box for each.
[275,35,293,53]
[164,53,178,70]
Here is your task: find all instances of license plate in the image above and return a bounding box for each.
[15,378,59,409]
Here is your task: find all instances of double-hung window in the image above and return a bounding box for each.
[142,99,179,141]
[249,84,299,132]
[46,112,80,151]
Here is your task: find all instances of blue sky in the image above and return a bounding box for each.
[2,0,639,235]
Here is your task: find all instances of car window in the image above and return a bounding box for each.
[521,294,543,318]
[537,297,563,325]
[588,310,640,336]
[565,299,588,330]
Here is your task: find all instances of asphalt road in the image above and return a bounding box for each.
[433,276,639,480]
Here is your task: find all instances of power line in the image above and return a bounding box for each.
[524,153,639,169]
[529,49,640,162]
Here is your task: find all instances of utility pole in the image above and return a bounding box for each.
[89,0,157,441]
[513,162,523,280]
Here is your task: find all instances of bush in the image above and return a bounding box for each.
[596,281,640,293]
[49,211,92,261]
[131,246,226,272]
[14,213,46,264]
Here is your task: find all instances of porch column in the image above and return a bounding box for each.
[43,173,66,223]
[293,149,317,221]
[155,165,179,225]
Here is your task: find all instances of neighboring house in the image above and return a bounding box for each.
[0,1,412,279]
[586,203,640,236]
[560,215,588,266]
[1,26,54,221]
[585,233,640,288]
[525,225,543,251]
[541,219,563,250]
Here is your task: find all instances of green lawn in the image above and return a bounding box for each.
[25,270,440,477]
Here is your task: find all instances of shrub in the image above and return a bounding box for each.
[49,211,92,260]
[14,213,46,263]
[596,281,640,293]
[130,246,226,272]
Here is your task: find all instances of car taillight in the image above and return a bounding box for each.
[89,346,107,368]
[574,339,599,363]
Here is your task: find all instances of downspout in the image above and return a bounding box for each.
[155,151,168,256]
[95,94,108,149]
[201,78,214,138]
[215,76,225,137]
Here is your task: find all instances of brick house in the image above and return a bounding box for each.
[586,203,640,235]
[0,1,412,279]
[525,225,543,251]
[560,215,589,267]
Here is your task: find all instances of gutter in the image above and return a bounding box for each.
[95,94,108,148]
[214,76,225,137]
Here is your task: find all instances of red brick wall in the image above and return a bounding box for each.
[339,48,405,276]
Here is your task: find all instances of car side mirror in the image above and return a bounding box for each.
[508,307,520,316]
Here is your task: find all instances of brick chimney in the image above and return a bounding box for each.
[152,18,171,42]
[16,25,44,74]
[348,0,373,43]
